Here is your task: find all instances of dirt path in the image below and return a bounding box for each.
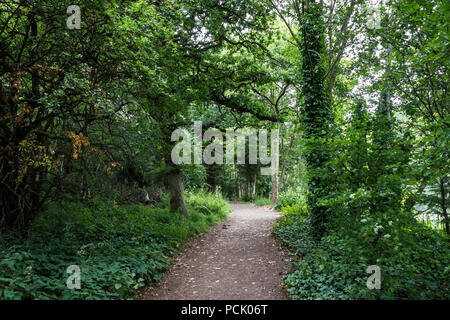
[140,203,290,300]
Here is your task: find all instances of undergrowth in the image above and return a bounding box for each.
[253,197,272,207]
[274,203,450,300]
[0,191,231,300]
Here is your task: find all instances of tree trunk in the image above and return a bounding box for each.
[272,173,278,206]
[271,127,279,207]
[205,164,217,193]
[278,131,296,193]
[0,158,45,236]
[300,1,332,240]
[236,166,242,199]
[439,178,449,235]
[251,174,257,200]
[164,154,187,216]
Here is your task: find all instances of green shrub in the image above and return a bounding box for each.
[274,206,450,300]
[0,191,231,300]
[277,189,307,210]
[253,197,272,207]
[185,190,231,219]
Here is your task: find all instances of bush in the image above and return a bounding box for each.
[253,197,272,206]
[0,191,231,300]
[186,190,231,219]
[276,188,307,210]
[274,206,450,300]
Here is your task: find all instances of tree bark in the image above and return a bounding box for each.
[250,172,257,200]
[439,178,449,235]
[278,131,296,193]
[271,127,279,207]
[164,154,187,216]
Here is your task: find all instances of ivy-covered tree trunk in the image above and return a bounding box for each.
[300,1,332,240]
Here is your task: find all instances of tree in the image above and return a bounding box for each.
[0,0,126,234]
[114,0,277,215]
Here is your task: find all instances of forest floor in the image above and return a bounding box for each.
[140,203,291,300]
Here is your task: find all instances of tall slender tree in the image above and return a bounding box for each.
[300,0,333,240]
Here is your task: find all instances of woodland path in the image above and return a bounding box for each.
[140,203,290,300]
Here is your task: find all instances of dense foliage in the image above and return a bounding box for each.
[0,192,231,299]
[274,202,449,299]
[0,0,448,300]
[269,0,449,300]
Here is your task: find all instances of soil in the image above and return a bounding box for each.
[140,202,291,300]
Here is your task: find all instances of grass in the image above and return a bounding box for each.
[253,197,272,207]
